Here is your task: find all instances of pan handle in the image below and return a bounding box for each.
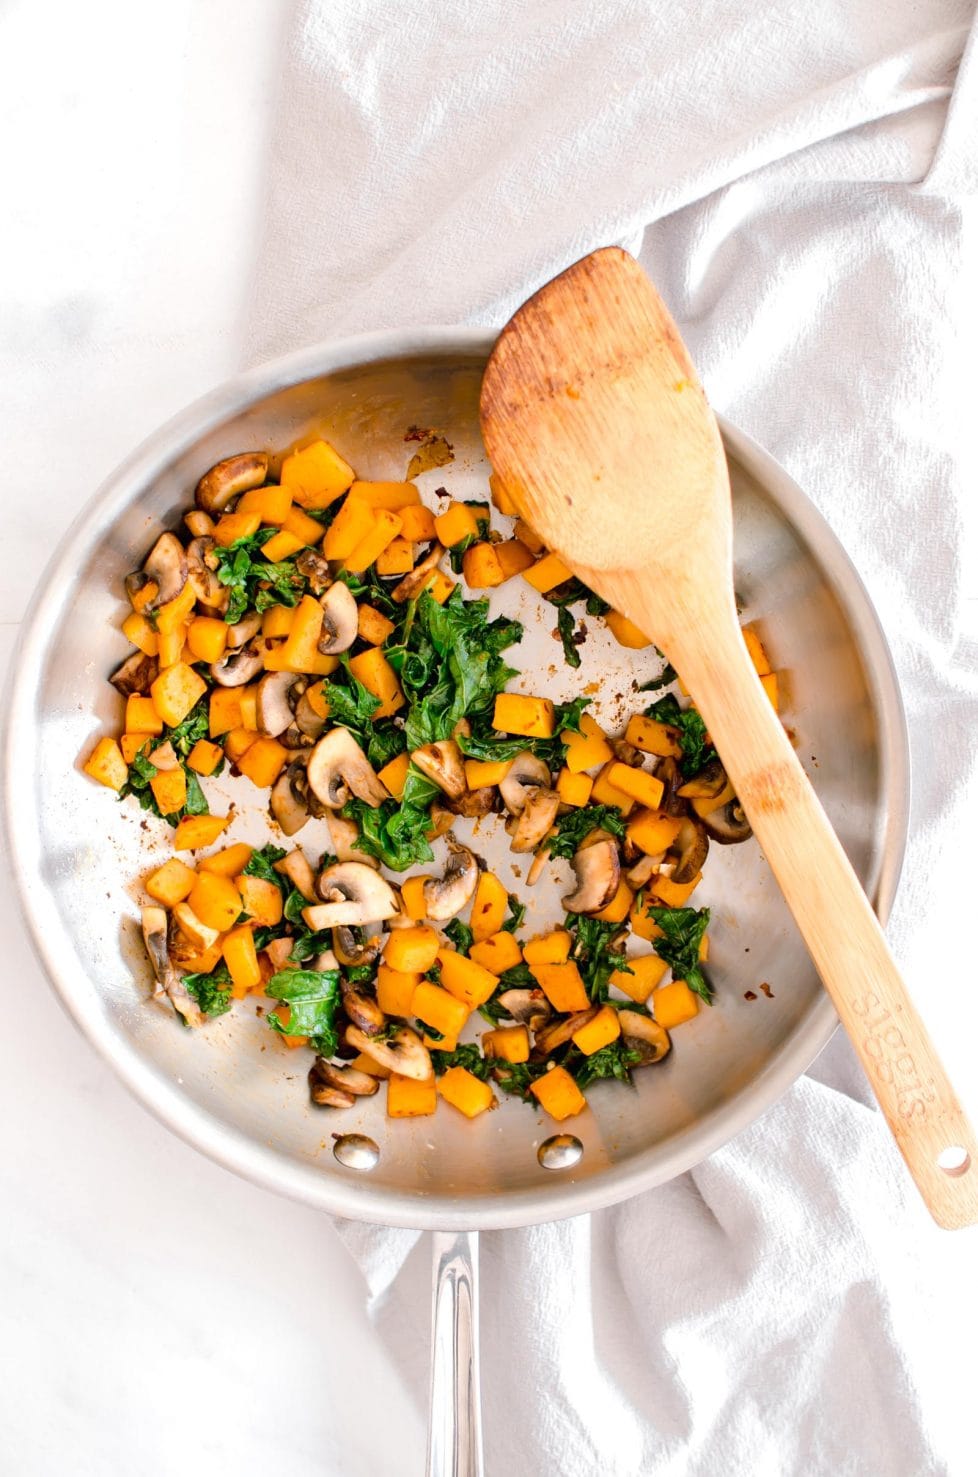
[426,1230,484,1477]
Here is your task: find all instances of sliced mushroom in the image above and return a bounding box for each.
[423,840,478,921]
[618,1010,671,1064]
[611,737,644,766]
[141,907,204,1027]
[496,988,551,1027]
[172,901,220,952]
[293,689,327,739]
[296,548,332,595]
[257,671,297,738]
[227,610,262,649]
[317,580,359,654]
[511,787,560,853]
[669,817,709,884]
[411,739,466,800]
[195,451,268,513]
[701,797,752,844]
[184,509,215,538]
[186,536,226,607]
[332,926,382,968]
[655,756,686,818]
[499,752,551,816]
[139,532,188,612]
[308,1078,356,1109]
[426,802,455,841]
[270,759,311,835]
[563,836,620,913]
[210,638,265,687]
[344,1024,433,1081]
[306,861,398,927]
[677,758,728,801]
[446,786,496,818]
[109,650,159,697]
[311,948,340,972]
[525,843,553,886]
[626,853,660,889]
[309,1058,379,1101]
[341,987,386,1036]
[324,813,381,869]
[148,739,179,771]
[307,728,390,810]
[274,848,317,900]
[534,1006,598,1055]
[391,542,446,603]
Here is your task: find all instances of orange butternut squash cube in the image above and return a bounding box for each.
[281,439,355,509]
[237,681,258,728]
[653,980,700,1028]
[376,536,415,576]
[469,931,523,974]
[128,578,159,613]
[177,941,223,975]
[236,874,284,927]
[237,483,293,525]
[121,611,159,656]
[413,981,470,1041]
[236,736,289,788]
[605,610,652,648]
[208,688,242,737]
[156,625,187,669]
[397,503,438,542]
[304,682,330,720]
[529,961,589,1013]
[145,857,196,907]
[198,843,253,877]
[523,551,571,594]
[626,809,683,856]
[343,508,403,574]
[188,872,242,933]
[495,539,536,581]
[278,594,326,672]
[437,949,498,1009]
[283,504,330,546]
[322,495,375,560]
[522,929,571,965]
[151,663,207,728]
[482,1025,529,1063]
[692,780,736,820]
[493,693,554,739]
[561,714,612,773]
[530,1065,586,1121]
[607,762,664,810]
[462,542,505,588]
[434,501,482,548]
[222,925,262,997]
[149,765,187,816]
[213,510,261,546]
[120,733,152,765]
[742,624,772,676]
[186,616,228,664]
[489,471,520,516]
[464,758,511,789]
[572,1003,621,1055]
[357,604,395,646]
[377,751,410,800]
[427,570,455,604]
[470,871,509,943]
[349,480,420,511]
[262,605,296,640]
[347,647,404,719]
[155,580,196,636]
[594,879,634,923]
[629,896,664,943]
[761,672,779,711]
[650,872,702,908]
[557,768,593,806]
[399,875,430,921]
[173,813,230,851]
[387,1072,437,1117]
[186,738,223,776]
[590,762,635,815]
[83,737,129,792]
[624,714,681,758]
[438,1066,495,1119]
[260,529,304,561]
[126,695,164,736]
[351,1052,391,1080]
[610,953,669,1003]
[376,965,422,1017]
[384,925,440,974]
[224,726,258,762]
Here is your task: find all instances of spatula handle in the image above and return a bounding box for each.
[663,606,978,1228]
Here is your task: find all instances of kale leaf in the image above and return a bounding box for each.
[556,605,583,669]
[647,905,713,1003]
[548,805,626,861]
[566,1040,642,1090]
[566,914,630,1003]
[643,693,716,778]
[243,844,288,890]
[341,794,436,872]
[324,656,382,739]
[182,961,233,1017]
[443,919,474,956]
[214,530,308,624]
[430,1042,492,1079]
[264,968,342,1054]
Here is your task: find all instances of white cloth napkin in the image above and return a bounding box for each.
[246,4,978,1472]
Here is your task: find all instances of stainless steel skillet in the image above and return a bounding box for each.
[2,328,909,1474]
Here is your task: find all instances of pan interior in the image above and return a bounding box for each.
[4,338,907,1229]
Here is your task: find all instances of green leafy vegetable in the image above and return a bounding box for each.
[265,968,342,1054]
[647,905,713,1003]
[643,693,716,778]
[556,605,583,669]
[491,1059,548,1099]
[430,1042,492,1079]
[501,895,526,934]
[443,919,474,956]
[214,531,308,624]
[341,795,435,873]
[566,914,630,1003]
[324,657,382,739]
[457,695,592,770]
[548,805,626,861]
[182,961,232,1017]
[639,660,677,693]
[566,1041,642,1090]
[243,844,288,890]
[367,722,408,770]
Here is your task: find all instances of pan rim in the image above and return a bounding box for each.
[1,326,910,1230]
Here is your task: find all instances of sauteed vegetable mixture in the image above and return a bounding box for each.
[82,439,777,1122]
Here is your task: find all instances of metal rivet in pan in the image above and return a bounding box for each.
[332,1133,380,1171]
[538,1134,584,1171]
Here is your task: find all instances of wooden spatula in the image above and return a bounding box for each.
[480,246,977,1228]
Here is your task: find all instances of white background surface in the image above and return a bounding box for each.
[2,3,976,1474]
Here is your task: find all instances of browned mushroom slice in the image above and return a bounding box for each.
[273,848,317,900]
[307,1062,357,1109]
[446,786,497,818]
[226,610,262,649]
[184,509,215,538]
[264,935,296,972]
[324,813,381,869]
[423,840,478,921]
[655,756,687,817]
[293,689,327,740]
[391,542,446,602]
[701,797,752,844]
[317,581,359,654]
[305,861,398,927]
[186,536,226,607]
[309,1058,379,1102]
[677,757,728,800]
[141,907,204,1028]
[498,752,551,815]
[411,739,466,799]
[295,548,332,595]
[495,988,551,1027]
[333,925,382,969]
[344,1024,433,1081]
[341,987,386,1036]
[534,1006,599,1054]
[669,817,710,883]
[625,853,659,889]
[139,532,188,612]
[195,452,268,513]
[270,760,311,836]
[147,739,179,771]
[426,802,456,841]
[257,671,297,738]
[611,736,644,766]
[210,638,265,687]
[307,728,389,809]
[511,788,560,853]
[618,1010,671,1064]
[109,650,159,697]
[563,837,620,913]
[525,843,553,886]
